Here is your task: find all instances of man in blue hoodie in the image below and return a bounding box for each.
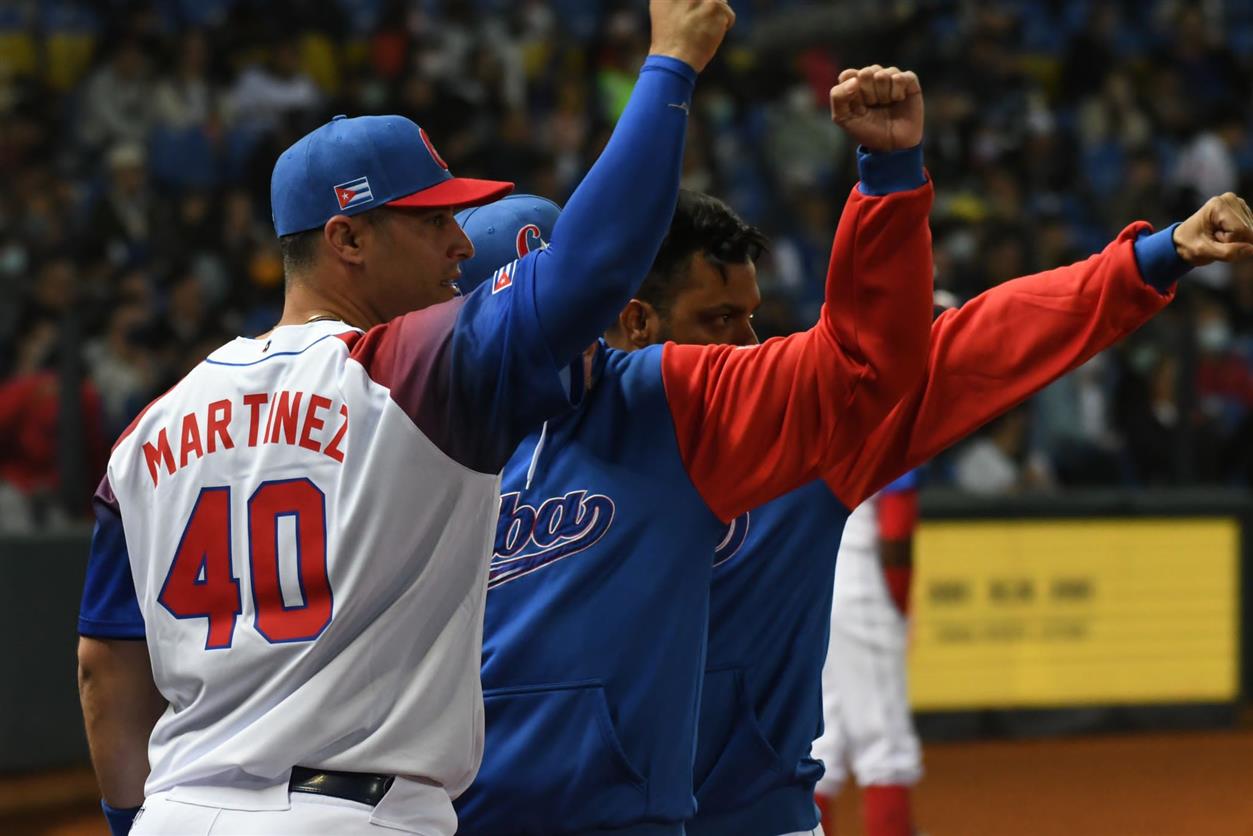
[452,64,937,836]
[455,80,1253,836]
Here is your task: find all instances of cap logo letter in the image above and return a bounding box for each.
[333,176,373,210]
[419,128,450,171]
[516,224,545,257]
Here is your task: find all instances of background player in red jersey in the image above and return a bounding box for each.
[813,471,924,836]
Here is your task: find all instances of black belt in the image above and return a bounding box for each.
[289,766,395,807]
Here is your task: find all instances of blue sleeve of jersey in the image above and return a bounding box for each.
[882,468,921,495]
[429,56,695,468]
[78,478,145,639]
[529,56,696,364]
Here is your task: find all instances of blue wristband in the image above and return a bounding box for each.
[102,800,141,836]
[856,144,926,196]
[1133,222,1190,292]
[640,54,698,86]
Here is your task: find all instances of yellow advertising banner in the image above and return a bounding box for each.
[908,518,1241,710]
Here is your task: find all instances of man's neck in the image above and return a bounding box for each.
[274,280,375,332]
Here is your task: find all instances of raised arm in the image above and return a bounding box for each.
[663,66,934,522]
[531,0,734,363]
[824,192,1253,507]
[664,166,933,521]
[350,3,736,473]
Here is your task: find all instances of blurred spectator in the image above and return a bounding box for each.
[82,142,167,268]
[7,0,1253,528]
[1194,295,1253,438]
[0,317,106,533]
[153,30,218,132]
[225,38,322,133]
[1031,354,1125,487]
[80,38,156,151]
[85,304,153,436]
[953,409,1055,495]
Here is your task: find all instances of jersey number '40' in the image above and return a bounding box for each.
[158,479,333,649]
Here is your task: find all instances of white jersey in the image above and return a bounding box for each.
[79,279,579,828]
[830,487,886,602]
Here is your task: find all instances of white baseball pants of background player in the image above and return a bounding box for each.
[811,497,922,799]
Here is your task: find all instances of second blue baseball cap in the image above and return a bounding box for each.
[271,114,514,236]
[455,194,562,293]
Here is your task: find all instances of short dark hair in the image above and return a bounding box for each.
[636,190,769,313]
[279,211,383,282]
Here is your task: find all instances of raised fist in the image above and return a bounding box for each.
[1173,192,1253,266]
[649,0,736,73]
[829,65,924,153]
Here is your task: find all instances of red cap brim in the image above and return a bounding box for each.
[387,177,515,211]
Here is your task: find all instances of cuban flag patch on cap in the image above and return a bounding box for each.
[333,176,373,210]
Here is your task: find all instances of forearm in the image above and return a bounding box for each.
[535,56,696,360]
[817,146,933,449]
[78,638,165,807]
[826,223,1177,507]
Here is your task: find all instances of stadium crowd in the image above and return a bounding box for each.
[3,0,1253,529]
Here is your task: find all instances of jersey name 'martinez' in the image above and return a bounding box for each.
[489,490,615,588]
[139,389,350,487]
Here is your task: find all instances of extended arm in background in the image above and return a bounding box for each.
[877,474,920,616]
[663,148,934,523]
[78,636,165,832]
[821,206,1252,507]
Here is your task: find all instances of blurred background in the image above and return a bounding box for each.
[1,0,1252,834]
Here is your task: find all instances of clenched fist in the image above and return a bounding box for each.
[830,65,924,152]
[649,0,736,73]
[1173,192,1253,266]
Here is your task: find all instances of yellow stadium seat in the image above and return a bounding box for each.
[0,31,37,79]
[300,32,339,95]
[45,32,96,91]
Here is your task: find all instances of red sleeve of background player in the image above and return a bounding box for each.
[823,222,1175,508]
[661,178,934,523]
[877,488,919,540]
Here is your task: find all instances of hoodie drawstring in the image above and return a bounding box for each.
[525,420,548,491]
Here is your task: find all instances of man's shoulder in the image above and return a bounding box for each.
[600,343,665,387]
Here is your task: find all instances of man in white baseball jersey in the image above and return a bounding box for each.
[813,472,923,836]
[75,4,733,833]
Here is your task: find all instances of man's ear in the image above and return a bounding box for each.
[619,298,663,349]
[323,214,369,266]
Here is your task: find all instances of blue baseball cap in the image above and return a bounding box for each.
[271,114,514,237]
[455,194,562,293]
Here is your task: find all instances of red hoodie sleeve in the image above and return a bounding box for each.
[823,222,1175,508]
[661,178,934,523]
